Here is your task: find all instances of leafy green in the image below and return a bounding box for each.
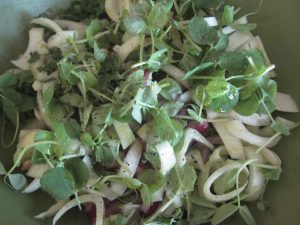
[123,15,148,34]
[222,6,234,25]
[146,49,168,71]
[219,52,248,74]
[166,164,197,199]
[238,205,257,225]
[271,122,290,136]
[94,42,108,62]
[0,73,18,89]
[141,184,152,208]
[40,167,74,200]
[211,204,238,225]
[152,110,183,146]
[138,169,165,193]
[183,62,214,80]
[64,158,89,190]
[261,167,282,181]
[209,84,239,112]
[158,78,182,101]
[231,23,257,32]
[8,173,27,191]
[34,130,55,154]
[188,16,218,46]
[205,80,231,98]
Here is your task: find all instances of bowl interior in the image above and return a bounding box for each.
[0,0,299,225]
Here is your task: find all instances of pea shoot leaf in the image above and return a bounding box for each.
[123,15,148,34]
[138,169,165,193]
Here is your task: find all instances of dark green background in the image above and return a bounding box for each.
[0,0,299,224]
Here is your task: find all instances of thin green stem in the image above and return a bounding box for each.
[42,153,55,168]
[139,35,145,63]
[88,88,116,103]
[255,132,281,154]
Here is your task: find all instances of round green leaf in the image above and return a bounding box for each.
[209,84,239,112]
[138,169,165,193]
[123,15,148,34]
[206,80,231,98]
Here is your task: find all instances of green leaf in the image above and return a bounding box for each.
[63,118,81,139]
[212,204,238,225]
[219,52,248,73]
[238,205,257,225]
[190,193,217,209]
[214,33,229,52]
[94,140,120,166]
[231,23,257,32]
[261,167,282,180]
[28,51,40,63]
[161,101,184,117]
[141,184,152,208]
[147,49,168,71]
[64,158,89,190]
[107,176,142,189]
[192,85,212,107]
[58,62,78,85]
[59,93,84,108]
[209,84,239,112]
[123,15,148,34]
[41,167,75,200]
[258,94,276,115]
[166,164,197,198]
[2,97,18,126]
[94,42,107,62]
[18,94,35,112]
[158,78,182,101]
[188,16,218,45]
[0,161,6,175]
[183,62,214,80]
[76,71,98,88]
[86,19,104,46]
[222,6,234,25]
[152,110,183,146]
[43,86,54,108]
[34,130,55,154]
[206,80,231,98]
[271,121,290,136]
[0,73,18,89]
[149,3,168,31]
[31,150,46,164]
[138,169,165,193]
[8,173,27,191]
[234,94,260,116]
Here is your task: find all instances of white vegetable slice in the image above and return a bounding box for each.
[176,128,213,167]
[52,194,104,225]
[206,109,229,120]
[161,64,189,89]
[260,148,282,167]
[226,31,255,52]
[225,120,282,148]
[113,36,142,62]
[54,19,86,31]
[26,164,50,179]
[179,91,192,104]
[113,120,136,149]
[152,186,165,202]
[48,31,75,53]
[222,16,248,35]
[105,0,131,22]
[110,141,142,198]
[203,162,248,203]
[156,141,176,175]
[35,200,67,219]
[212,122,245,160]
[137,124,148,141]
[275,92,299,113]
[229,111,270,126]
[11,28,45,70]
[31,18,63,33]
[22,178,41,193]
[244,146,265,201]
[204,17,218,27]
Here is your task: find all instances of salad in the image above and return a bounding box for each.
[0,0,299,224]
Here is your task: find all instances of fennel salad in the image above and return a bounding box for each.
[0,0,299,225]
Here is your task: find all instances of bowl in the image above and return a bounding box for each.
[0,0,299,224]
